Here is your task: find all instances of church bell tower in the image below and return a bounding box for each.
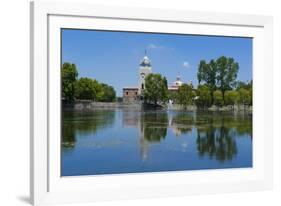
[138,50,152,95]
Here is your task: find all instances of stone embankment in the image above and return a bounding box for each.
[63,100,142,110]
[63,100,252,113]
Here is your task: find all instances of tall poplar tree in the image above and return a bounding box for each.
[216,56,239,100]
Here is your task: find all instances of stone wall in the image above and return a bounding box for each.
[208,105,252,112]
[63,100,252,113]
[63,100,142,111]
[167,104,252,112]
[123,88,138,103]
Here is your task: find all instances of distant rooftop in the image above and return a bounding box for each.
[123,87,138,90]
[168,87,179,90]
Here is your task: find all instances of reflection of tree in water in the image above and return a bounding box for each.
[234,114,252,138]
[141,111,168,142]
[62,108,252,163]
[171,112,194,136]
[195,111,252,138]
[62,122,76,148]
[62,110,115,148]
[138,111,168,160]
[197,125,237,161]
[196,126,237,161]
[195,113,252,162]
[138,110,251,161]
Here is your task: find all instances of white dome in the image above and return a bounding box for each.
[140,56,151,67]
[173,76,183,87]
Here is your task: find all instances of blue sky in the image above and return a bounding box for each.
[62,29,252,96]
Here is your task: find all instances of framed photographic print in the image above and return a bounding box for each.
[30,1,273,205]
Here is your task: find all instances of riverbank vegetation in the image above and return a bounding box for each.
[62,62,116,102]
[195,56,252,108]
[143,56,252,109]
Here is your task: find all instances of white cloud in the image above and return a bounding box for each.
[147,43,157,49]
[182,61,190,69]
[147,43,164,50]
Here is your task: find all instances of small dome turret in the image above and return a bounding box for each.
[172,76,183,87]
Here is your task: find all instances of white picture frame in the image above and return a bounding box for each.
[30,0,273,205]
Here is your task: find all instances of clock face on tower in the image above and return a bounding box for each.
[141,73,145,78]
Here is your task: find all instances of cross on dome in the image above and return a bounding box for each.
[140,50,151,67]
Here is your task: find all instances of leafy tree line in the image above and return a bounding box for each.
[197,56,252,107]
[171,80,252,109]
[197,81,252,108]
[143,56,252,108]
[168,56,251,108]
[198,56,239,102]
[62,62,116,102]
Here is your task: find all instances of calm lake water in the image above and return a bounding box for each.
[62,109,252,176]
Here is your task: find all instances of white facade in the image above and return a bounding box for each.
[138,55,152,95]
[172,76,183,88]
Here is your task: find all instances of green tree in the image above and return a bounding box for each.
[236,80,252,90]
[224,90,239,106]
[238,88,251,105]
[144,73,168,106]
[61,63,78,101]
[163,76,168,90]
[177,84,195,109]
[75,77,102,101]
[248,88,253,106]
[197,59,217,103]
[99,83,116,102]
[167,91,178,103]
[195,85,212,108]
[216,56,239,100]
[213,90,223,106]
[236,80,252,106]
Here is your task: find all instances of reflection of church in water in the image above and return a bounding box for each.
[122,111,193,160]
[123,53,189,103]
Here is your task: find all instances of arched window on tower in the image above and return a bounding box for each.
[141,84,144,90]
